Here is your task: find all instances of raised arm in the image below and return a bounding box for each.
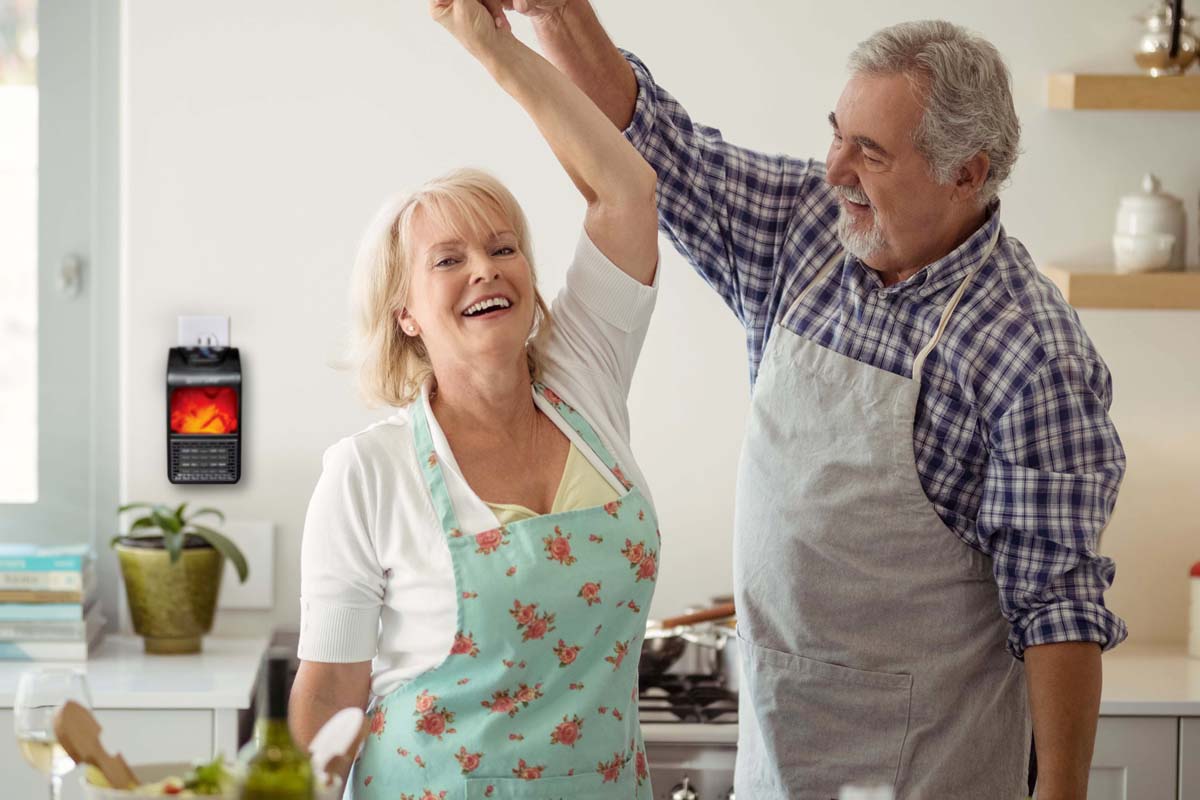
[501,1,821,335]
[431,0,657,285]
[523,1,636,129]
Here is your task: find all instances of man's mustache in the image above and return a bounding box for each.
[834,185,872,207]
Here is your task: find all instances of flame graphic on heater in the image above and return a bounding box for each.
[170,386,239,434]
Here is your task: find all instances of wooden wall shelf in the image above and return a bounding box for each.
[1046,73,1200,110]
[1042,266,1200,309]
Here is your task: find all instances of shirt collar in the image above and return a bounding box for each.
[855,200,1002,300]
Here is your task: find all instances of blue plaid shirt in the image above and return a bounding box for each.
[622,52,1127,658]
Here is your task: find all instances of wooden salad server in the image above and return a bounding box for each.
[53,700,140,790]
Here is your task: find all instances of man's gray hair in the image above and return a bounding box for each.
[848,20,1020,204]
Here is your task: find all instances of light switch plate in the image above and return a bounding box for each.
[217,520,274,609]
[178,315,230,347]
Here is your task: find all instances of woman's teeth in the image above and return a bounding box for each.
[463,297,512,317]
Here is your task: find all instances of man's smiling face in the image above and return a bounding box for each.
[824,71,973,277]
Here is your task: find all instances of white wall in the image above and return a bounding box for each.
[122,0,1200,645]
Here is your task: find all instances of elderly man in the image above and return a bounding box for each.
[485,3,1128,798]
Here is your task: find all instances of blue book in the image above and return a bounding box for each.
[0,613,96,641]
[0,544,92,572]
[0,593,98,621]
[0,608,105,661]
[0,562,94,591]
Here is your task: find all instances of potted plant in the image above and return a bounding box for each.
[112,502,249,654]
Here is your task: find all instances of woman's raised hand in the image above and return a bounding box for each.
[429,0,510,57]
[504,0,570,20]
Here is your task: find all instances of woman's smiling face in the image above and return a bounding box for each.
[400,201,537,374]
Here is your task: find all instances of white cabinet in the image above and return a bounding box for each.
[0,637,265,800]
[2,708,217,800]
[1181,718,1200,800]
[1086,717,1177,800]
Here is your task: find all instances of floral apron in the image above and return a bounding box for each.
[351,384,658,800]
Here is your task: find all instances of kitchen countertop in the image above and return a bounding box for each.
[1,637,1191,729]
[641,644,1200,745]
[1098,642,1200,716]
[0,635,268,708]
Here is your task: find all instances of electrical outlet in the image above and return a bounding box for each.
[217,520,274,610]
[178,315,230,347]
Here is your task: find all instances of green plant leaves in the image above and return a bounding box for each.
[116,501,248,581]
[151,509,182,533]
[189,524,250,583]
[187,507,226,525]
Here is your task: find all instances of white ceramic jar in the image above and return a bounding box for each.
[1114,174,1187,272]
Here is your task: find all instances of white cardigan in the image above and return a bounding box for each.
[297,230,659,697]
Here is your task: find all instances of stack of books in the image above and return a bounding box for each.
[0,544,104,660]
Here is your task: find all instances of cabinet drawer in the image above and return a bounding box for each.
[1088,716,1177,800]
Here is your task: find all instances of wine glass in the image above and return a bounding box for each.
[13,667,94,800]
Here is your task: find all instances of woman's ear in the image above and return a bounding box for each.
[398,308,420,337]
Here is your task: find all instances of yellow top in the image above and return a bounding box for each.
[485,443,620,525]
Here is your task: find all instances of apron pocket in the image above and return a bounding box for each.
[737,632,912,796]
[463,767,637,800]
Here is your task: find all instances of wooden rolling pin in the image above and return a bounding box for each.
[659,601,735,629]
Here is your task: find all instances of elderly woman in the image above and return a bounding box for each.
[289,0,659,797]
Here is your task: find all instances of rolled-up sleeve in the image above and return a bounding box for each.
[297,438,384,663]
[977,354,1128,658]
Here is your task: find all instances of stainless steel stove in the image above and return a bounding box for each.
[639,673,738,799]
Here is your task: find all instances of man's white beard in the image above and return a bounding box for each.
[834,187,887,262]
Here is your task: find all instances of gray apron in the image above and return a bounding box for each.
[733,233,1029,799]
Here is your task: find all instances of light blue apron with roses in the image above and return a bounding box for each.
[351,384,657,800]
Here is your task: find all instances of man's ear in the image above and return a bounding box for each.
[953,151,990,203]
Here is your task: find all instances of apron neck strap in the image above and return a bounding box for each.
[534,383,633,491]
[788,224,1002,384]
[788,250,844,316]
[910,223,1001,381]
[410,391,464,538]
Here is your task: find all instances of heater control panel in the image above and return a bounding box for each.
[169,438,239,483]
[166,347,242,484]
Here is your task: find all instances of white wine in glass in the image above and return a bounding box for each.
[14,667,94,800]
[17,730,76,776]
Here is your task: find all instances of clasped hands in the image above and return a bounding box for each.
[429,0,569,53]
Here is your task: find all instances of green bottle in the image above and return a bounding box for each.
[239,653,314,799]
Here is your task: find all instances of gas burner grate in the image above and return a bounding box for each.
[638,673,738,724]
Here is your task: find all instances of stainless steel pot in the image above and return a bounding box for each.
[679,622,740,692]
[714,625,740,693]
[640,603,736,679]
[639,628,689,678]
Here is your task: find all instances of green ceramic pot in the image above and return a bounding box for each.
[114,534,224,654]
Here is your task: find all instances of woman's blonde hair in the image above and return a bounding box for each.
[348,168,553,408]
